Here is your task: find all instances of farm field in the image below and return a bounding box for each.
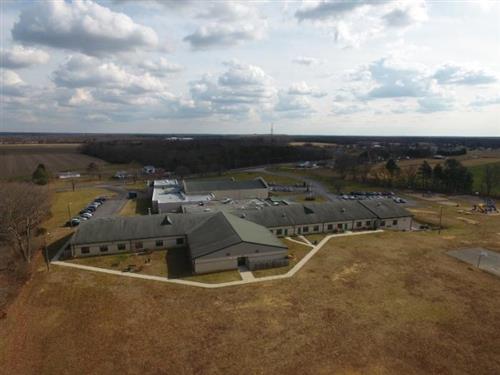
[1,195,499,374]
[0,144,106,179]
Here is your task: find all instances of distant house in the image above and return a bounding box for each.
[58,172,81,179]
[143,165,156,174]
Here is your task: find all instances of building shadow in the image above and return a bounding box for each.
[166,247,192,278]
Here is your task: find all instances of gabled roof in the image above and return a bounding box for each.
[187,211,286,259]
[243,201,377,227]
[358,200,413,219]
[184,177,268,193]
[71,213,213,246]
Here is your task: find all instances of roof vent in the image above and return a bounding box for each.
[304,206,314,215]
[281,213,287,218]
[377,202,382,207]
[341,208,346,213]
[240,213,246,218]
[161,216,173,225]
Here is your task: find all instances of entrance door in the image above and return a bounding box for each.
[237,257,247,266]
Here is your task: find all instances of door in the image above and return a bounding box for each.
[237,257,247,266]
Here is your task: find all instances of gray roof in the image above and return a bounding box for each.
[187,211,286,259]
[71,213,213,246]
[243,201,378,228]
[358,200,413,219]
[184,177,268,193]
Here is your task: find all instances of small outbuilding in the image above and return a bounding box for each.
[187,211,287,274]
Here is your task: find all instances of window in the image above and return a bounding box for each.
[277,229,283,235]
[327,224,333,230]
[313,225,320,232]
[255,249,260,253]
[156,240,164,247]
[135,242,143,250]
[176,238,184,245]
[365,221,371,226]
[356,222,362,228]
[81,247,90,254]
[99,245,108,252]
[284,229,288,235]
[393,219,398,226]
[337,223,343,229]
[380,221,386,227]
[117,243,126,251]
[226,252,231,256]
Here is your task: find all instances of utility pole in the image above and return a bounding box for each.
[67,202,72,222]
[438,206,443,234]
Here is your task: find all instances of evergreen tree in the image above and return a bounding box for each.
[418,161,432,189]
[32,164,49,185]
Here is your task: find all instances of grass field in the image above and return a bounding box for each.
[0,144,107,179]
[468,161,500,195]
[253,239,312,278]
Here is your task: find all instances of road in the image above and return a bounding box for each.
[91,185,129,218]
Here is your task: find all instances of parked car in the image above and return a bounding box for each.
[80,212,93,219]
[86,206,96,212]
[68,218,81,227]
[78,216,89,221]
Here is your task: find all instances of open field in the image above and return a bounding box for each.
[2,192,499,374]
[468,161,500,195]
[0,144,107,179]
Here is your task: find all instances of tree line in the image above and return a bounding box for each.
[82,138,332,175]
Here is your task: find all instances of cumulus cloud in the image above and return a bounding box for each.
[139,58,183,76]
[288,82,327,98]
[53,55,165,94]
[1,69,28,97]
[184,22,264,50]
[275,93,315,117]
[295,0,428,47]
[292,56,321,66]
[184,2,266,49]
[12,0,158,56]
[177,61,277,118]
[469,95,500,107]
[433,63,498,85]
[0,46,50,69]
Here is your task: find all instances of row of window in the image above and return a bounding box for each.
[380,220,398,227]
[80,237,184,254]
[270,220,402,236]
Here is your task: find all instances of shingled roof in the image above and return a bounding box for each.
[358,200,414,219]
[184,177,268,193]
[243,200,378,227]
[187,211,286,259]
[71,212,213,246]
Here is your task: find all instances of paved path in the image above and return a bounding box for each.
[298,235,313,245]
[51,230,383,289]
[238,266,255,281]
[285,237,314,247]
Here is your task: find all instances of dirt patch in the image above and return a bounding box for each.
[457,217,479,225]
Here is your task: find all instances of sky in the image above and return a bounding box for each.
[0,0,499,136]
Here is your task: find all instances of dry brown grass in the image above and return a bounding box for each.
[1,196,500,374]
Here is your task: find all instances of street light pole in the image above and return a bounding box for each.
[67,202,72,222]
[438,206,443,234]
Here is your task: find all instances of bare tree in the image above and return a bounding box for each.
[0,183,52,263]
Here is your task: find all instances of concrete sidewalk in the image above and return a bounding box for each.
[51,230,384,289]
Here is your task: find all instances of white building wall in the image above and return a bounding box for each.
[378,217,412,231]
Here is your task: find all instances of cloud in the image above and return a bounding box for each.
[139,58,183,76]
[469,95,500,107]
[0,46,50,69]
[332,102,367,115]
[12,0,158,56]
[288,82,327,97]
[295,0,428,47]
[53,55,165,94]
[292,56,321,66]
[1,69,28,97]
[195,2,259,22]
[176,61,277,118]
[275,93,315,117]
[184,22,264,50]
[417,96,455,113]
[433,63,498,85]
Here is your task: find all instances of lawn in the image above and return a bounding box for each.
[2,193,500,374]
[252,239,312,278]
[468,161,500,196]
[66,247,241,284]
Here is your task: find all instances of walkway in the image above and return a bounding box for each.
[238,266,255,281]
[51,230,384,289]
